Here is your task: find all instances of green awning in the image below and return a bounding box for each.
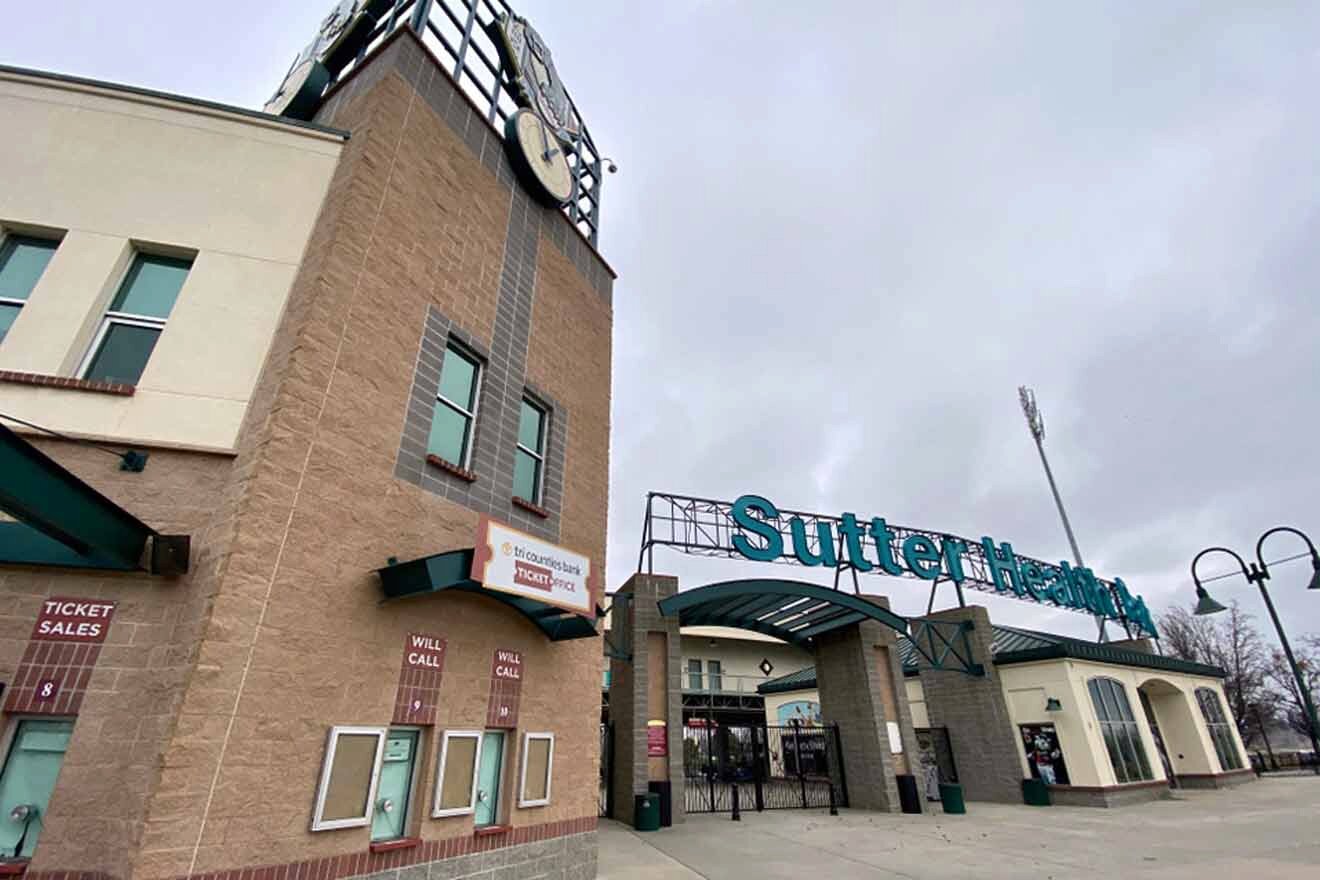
[0,423,185,572]
[376,548,599,641]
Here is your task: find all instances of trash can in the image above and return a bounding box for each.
[895,774,922,814]
[634,793,661,831]
[939,783,966,814]
[1021,778,1051,807]
[648,780,673,827]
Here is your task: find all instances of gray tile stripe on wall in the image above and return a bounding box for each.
[319,29,614,305]
[393,188,567,544]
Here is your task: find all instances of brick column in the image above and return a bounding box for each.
[608,573,684,825]
[813,595,919,813]
[915,605,1023,803]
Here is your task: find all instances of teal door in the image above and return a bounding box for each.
[474,731,505,827]
[370,729,418,842]
[0,720,74,858]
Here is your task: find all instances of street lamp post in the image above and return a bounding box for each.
[1191,526,1320,773]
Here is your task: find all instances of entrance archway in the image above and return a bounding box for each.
[1138,678,1209,784]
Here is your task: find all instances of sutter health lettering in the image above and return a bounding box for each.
[729,494,1156,636]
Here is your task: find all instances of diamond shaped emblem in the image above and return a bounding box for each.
[759,658,774,676]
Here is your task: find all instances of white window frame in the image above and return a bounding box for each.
[517,731,555,808]
[0,233,61,343]
[432,729,484,818]
[77,313,167,379]
[515,396,547,503]
[435,343,483,469]
[310,725,388,832]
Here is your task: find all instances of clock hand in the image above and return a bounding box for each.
[535,117,560,161]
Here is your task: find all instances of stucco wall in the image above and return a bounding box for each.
[0,70,343,452]
[679,629,811,694]
[999,659,1245,789]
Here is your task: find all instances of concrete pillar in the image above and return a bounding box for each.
[813,595,921,812]
[915,605,1023,803]
[608,573,685,825]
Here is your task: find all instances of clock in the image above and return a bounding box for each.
[504,108,574,207]
[263,57,331,120]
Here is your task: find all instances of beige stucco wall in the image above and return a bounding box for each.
[999,659,1245,788]
[679,627,812,694]
[0,70,343,452]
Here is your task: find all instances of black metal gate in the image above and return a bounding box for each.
[599,721,613,817]
[683,721,847,813]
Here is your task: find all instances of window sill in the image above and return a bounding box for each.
[369,837,421,853]
[427,454,477,482]
[474,824,512,838]
[0,370,135,396]
[512,496,549,518]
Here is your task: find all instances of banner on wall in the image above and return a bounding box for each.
[473,516,595,614]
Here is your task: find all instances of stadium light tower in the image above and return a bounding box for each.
[1018,386,1109,641]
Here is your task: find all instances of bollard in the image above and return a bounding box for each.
[731,781,741,821]
[828,783,838,816]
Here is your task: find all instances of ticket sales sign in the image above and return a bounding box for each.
[472,516,594,615]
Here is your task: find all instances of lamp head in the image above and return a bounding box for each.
[1309,554,1320,591]
[1194,585,1228,616]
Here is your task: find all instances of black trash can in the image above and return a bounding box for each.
[896,774,922,814]
[648,780,673,827]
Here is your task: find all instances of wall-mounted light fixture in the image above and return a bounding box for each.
[1045,697,1063,712]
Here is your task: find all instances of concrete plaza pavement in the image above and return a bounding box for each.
[598,776,1320,879]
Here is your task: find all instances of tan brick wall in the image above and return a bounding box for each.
[122,37,611,879]
[0,439,235,878]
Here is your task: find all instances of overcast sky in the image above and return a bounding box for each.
[7,2,1318,643]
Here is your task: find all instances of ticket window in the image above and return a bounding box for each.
[0,719,74,858]
[370,729,420,842]
[474,731,506,827]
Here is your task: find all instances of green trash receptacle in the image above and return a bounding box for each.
[1022,778,1051,807]
[634,793,661,831]
[939,783,966,814]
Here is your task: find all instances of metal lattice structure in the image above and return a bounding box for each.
[328,0,606,245]
[638,491,1139,634]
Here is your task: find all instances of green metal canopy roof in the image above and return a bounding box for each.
[757,624,1225,694]
[376,548,598,641]
[656,578,910,646]
[0,423,186,573]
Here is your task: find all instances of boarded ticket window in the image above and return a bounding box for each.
[311,726,387,831]
[518,732,554,808]
[433,730,482,817]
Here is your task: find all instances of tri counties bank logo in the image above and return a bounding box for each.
[502,541,514,556]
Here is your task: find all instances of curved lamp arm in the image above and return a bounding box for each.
[1254,526,1320,582]
[1190,546,1251,589]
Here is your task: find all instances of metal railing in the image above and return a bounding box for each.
[327,0,606,245]
[681,671,768,696]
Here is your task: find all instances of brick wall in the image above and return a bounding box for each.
[121,29,612,878]
[0,439,235,878]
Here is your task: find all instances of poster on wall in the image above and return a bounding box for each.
[1020,723,1071,785]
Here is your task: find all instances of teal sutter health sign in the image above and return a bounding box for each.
[730,494,1157,637]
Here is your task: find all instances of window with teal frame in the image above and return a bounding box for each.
[81,252,192,384]
[428,343,482,468]
[513,397,547,503]
[0,234,60,346]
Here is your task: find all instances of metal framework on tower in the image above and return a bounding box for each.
[328,0,606,246]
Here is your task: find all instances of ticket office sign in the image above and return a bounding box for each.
[473,517,593,614]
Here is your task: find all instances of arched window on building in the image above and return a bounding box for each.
[1087,677,1154,784]
[1195,687,1243,772]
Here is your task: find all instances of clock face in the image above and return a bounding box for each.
[263,58,330,120]
[505,109,574,206]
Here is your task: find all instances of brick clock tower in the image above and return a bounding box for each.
[0,2,614,878]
